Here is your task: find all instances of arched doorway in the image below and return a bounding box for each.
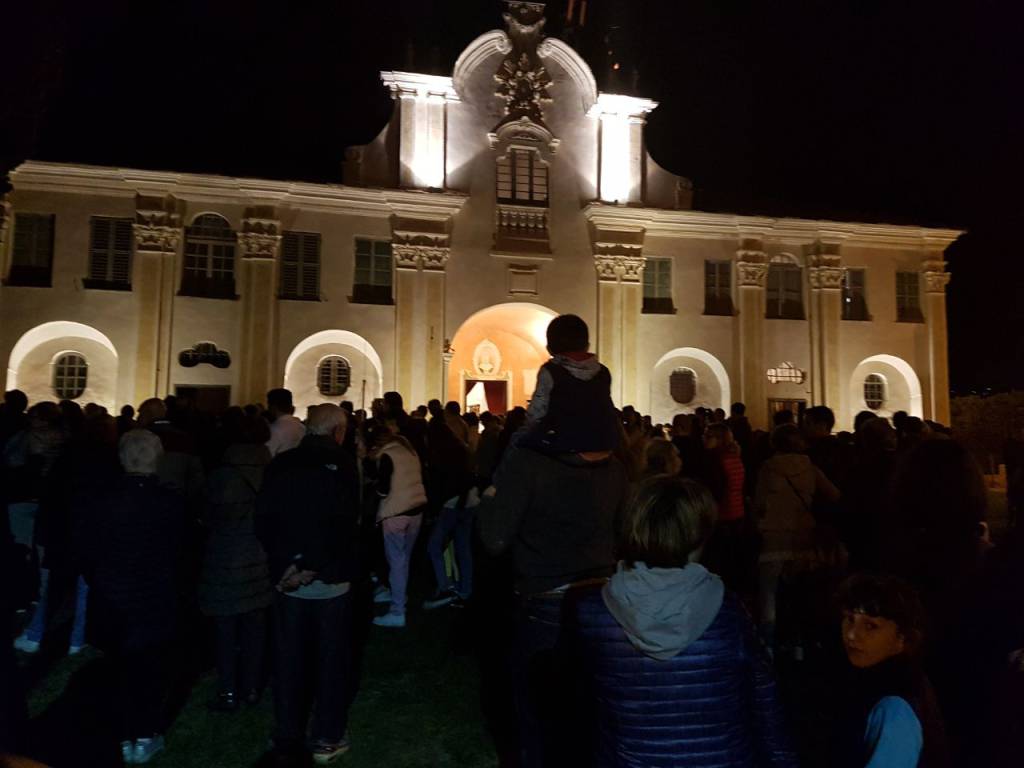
[848,354,923,425]
[284,330,383,416]
[447,303,558,415]
[649,347,731,425]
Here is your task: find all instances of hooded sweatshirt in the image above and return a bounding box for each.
[602,561,725,660]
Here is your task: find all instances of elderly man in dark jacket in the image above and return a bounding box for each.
[77,428,184,765]
[256,404,360,765]
[479,429,629,767]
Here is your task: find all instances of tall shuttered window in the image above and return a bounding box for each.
[351,239,393,304]
[8,213,55,287]
[766,263,804,319]
[496,150,548,205]
[86,217,133,289]
[896,271,923,322]
[181,214,236,298]
[53,353,88,399]
[642,258,674,313]
[280,231,320,300]
[704,260,733,315]
[842,268,869,321]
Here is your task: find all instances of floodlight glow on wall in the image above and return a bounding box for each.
[590,93,658,204]
[381,72,459,191]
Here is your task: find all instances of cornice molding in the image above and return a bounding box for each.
[380,71,460,101]
[582,203,964,250]
[453,31,511,98]
[10,161,467,221]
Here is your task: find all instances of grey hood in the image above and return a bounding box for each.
[550,353,602,381]
[602,561,725,660]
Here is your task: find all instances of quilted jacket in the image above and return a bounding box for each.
[573,587,799,768]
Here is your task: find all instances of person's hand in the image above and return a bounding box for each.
[483,485,497,499]
[277,564,317,592]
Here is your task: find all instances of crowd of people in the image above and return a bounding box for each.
[1,312,1022,768]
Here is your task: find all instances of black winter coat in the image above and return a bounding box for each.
[199,443,273,617]
[256,435,360,585]
[76,475,184,651]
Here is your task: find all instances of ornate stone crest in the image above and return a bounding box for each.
[494,1,553,130]
[473,339,502,376]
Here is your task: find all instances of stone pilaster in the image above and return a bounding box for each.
[595,247,644,407]
[589,95,659,204]
[237,218,282,406]
[380,73,459,190]
[392,230,451,406]
[734,248,769,429]
[922,257,951,425]
[807,246,844,411]
[132,208,182,402]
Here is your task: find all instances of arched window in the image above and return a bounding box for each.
[670,367,697,405]
[318,356,351,397]
[182,214,236,298]
[53,353,88,399]
[766,260,804,319]
[864,374,885,410]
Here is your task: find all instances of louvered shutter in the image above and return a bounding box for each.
[112,219,133,283]
[280,233,300,298]
[300,233,320,298]
[89,218,111,280]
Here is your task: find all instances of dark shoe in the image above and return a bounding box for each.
[207,691,238,712]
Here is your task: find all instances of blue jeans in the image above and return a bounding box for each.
[24,571,89,648]
[427,494,477,597]
[382,514,422,615]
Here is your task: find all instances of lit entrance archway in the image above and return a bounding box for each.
[447,303,558,415]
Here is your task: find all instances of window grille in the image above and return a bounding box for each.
[318,356,351,397]
[352,239,393,304]
[53,353,87,399]
[496,150,548,205]
[670,367,697,405]
[766,263,804,319]
[182,214,236,298]
[864,374,885,410]
[86,217,133,288]
[704,260,733,315]
[896,271,923,322]
[842,268,869,321]
[642,258,674,313]
[280,231,320,300]
[9,213,55,287]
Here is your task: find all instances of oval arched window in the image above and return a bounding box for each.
[670,367,697,405]
[318,356,351,397]
[864,374,885,410]
[53,353,88,399]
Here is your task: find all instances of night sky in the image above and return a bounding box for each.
[2,0,1020,392]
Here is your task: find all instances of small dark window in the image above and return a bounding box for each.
[85,217,133,290]
[351,239,393,305]
[318,356,351,396]
[280,231,320,300]
[842,268,869,321]
[704,260,733,315]
[497,149,548,206]
[864,374,885,410]
[8,213,55,287]
[766,262,804,319]
[642,258,674,313]
[670,367,697,405]
[896,271,923,322]
[181,214,236,298]
[53,353,87,399]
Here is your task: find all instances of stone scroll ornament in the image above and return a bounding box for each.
[494,2,553,129]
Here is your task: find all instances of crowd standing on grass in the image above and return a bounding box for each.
[1,313,1023,768]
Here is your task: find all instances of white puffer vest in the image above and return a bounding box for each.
[376,441,427,522]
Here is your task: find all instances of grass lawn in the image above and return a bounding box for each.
[20,598,498,768]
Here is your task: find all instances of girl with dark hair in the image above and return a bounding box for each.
[832,574,949,768]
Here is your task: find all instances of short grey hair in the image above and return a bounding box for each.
[306,403,346,437]
[120,429,164,475]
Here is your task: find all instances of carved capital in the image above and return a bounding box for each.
[238,218,281,259]
[0,198,11,253]
[393,231,451,271]
[735,261,769,288]
[595,254,645,283]
[923,270,951,294]
[809,266,844,290]
[134,209,181,253]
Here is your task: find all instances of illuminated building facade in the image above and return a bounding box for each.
[0,1,958,429]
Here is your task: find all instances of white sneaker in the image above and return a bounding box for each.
[14,635,40,653]
[372,587,392,605]
[373,612,406,628]
[68,644,86,656]
[423,590,457,611]
[121,741,134,764]
[132,735,165,764]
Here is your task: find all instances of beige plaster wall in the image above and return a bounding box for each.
[14,337,118,411]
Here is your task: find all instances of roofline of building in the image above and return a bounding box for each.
[583,203,964,250]
[8,161,468,221]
